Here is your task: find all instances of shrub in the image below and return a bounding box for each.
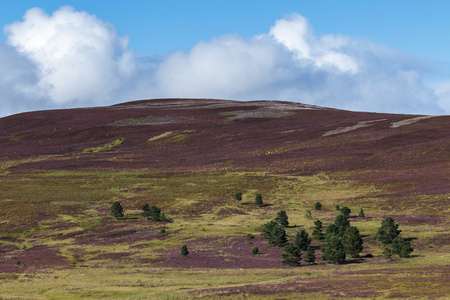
[181,245,189,256]
[315,202,322,210]
[376,216,401,245]
[275,210,289,227]
[335,204,340,211]
[255,193,263,206]
[110,201,124,219]
[305,209,312,220]
[247,233,255,240]
[251,246,259,255]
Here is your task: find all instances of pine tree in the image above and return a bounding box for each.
[321,234,346,264]
[294,229,312,251]
[376,216,401,245]
[275,210,289,227]
[180,244,189,256]
[251,246,259,255]
[358,208,365,218]
[305,245,316,265]
[391,236,414,258]
[110,201,124,219]
[334,214,350,237]
[382,246,392,260]
[261,220,278,239]
[268,225,288,247]
[325,223,339,238]
[340,206,351,217]
[234,192,243,204]
[148,205,162,221]
[312,219,325,241]
[315,202,323,210]
[281,243,302,266]
[142,203,150,217]
[342,226,363,258]
[255,193,263,206]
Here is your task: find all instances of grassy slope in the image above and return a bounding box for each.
[0,99,449,299]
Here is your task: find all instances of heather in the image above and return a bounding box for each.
[0,99,448,299]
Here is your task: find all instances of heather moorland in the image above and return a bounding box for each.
[0,99,448,299]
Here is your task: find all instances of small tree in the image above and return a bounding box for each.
[325,223,339,238]
[382,246,392,260]
[181,244,189,256]
[275,210,289,227]
[142,203,150,217]
[322,234,346,264]
[340,206,351,217]
[391,236,413,258]
[251,246,259,255]
[268,225,288,247]
[255,193,263,206]
[376,216,401,245]
[261,221,278,239]
[358,208,365,218]
[305,245,316,265]
[342,226,363,258]
[335,204,340,211]
[110,201,124,219]
[334,214,350,237]
[305,209,312,220]
[294,229,312,251]
[281,243,302,266]
[234,192,243,204]
[312,219,325,241]
[315,202,322,210]
[148,205,162,221]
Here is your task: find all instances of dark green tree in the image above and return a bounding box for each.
[376,216,401,245]
[391,236,413,258]
[110,201,124,219]
[342,226,363,258]
[251,246,259,255]
[281,243,302,266]
[312,219,325,241]
[142,203,150,217]
[268,225,288,247]
[315,202,322,210]
[305,209,312,220]
[147,205,162,221]
[275,210,289,227]
[340,206,351,217]
[334,214,350,237]
[294,229,312,251]
[325,223,339,238]
[180,244,189,256]
[382,246,392,260]
[358,208,365,218]
[234,192,243,204]
[255,193,263,206]
[305,245,316,265]
[261,220,278,239]
[335,204,340,211]
[322,235,346,264]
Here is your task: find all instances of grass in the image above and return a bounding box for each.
[83,138,124,153]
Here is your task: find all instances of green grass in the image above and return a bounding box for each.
[83,138,124,153]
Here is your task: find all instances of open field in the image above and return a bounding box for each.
[0,99,449,299]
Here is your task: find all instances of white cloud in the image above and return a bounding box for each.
[4,6,134,106]
[0,8,448,117]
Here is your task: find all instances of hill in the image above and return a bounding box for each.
[0,98,449,299]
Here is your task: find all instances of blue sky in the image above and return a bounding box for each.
[1,1,449,117]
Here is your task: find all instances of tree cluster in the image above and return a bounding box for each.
[376,216,413,258]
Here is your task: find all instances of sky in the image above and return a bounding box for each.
[1,0,450,117]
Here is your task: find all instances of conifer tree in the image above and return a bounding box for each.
[268,225,288,247]
[391,236,414,258]
[275,210,289,227]
[342,226,363,258]
[325,223,339,238]
[340,206,351,217]
[315,202,323,210]
[234,192,243,204]
[261,220,278,239]
[294,229,312,251]
[358,208,365,218]
[110,201,124,219]
[312,219,325,241]
[322,234,346,264]
[181,244,189,256]
[376,216,401,245]
[334,214,350,237]
[281,243,302,266]
[255,193,263,206]
[305,245,316,265]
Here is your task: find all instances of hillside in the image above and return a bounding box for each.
[0,98,449,299]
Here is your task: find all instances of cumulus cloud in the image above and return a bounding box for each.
[0,8,448,117]
[4,6,133,106]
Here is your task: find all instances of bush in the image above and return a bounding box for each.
[255,193,263,206]
[315,202,323,210]
[181,245,189,256]
[247,233,255,240]
[305,209,312,220]
[335,204,340,211]
[251,246,259,255]
[234,192,243,204]
[110,201,124,219]
[275,210,289,227]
